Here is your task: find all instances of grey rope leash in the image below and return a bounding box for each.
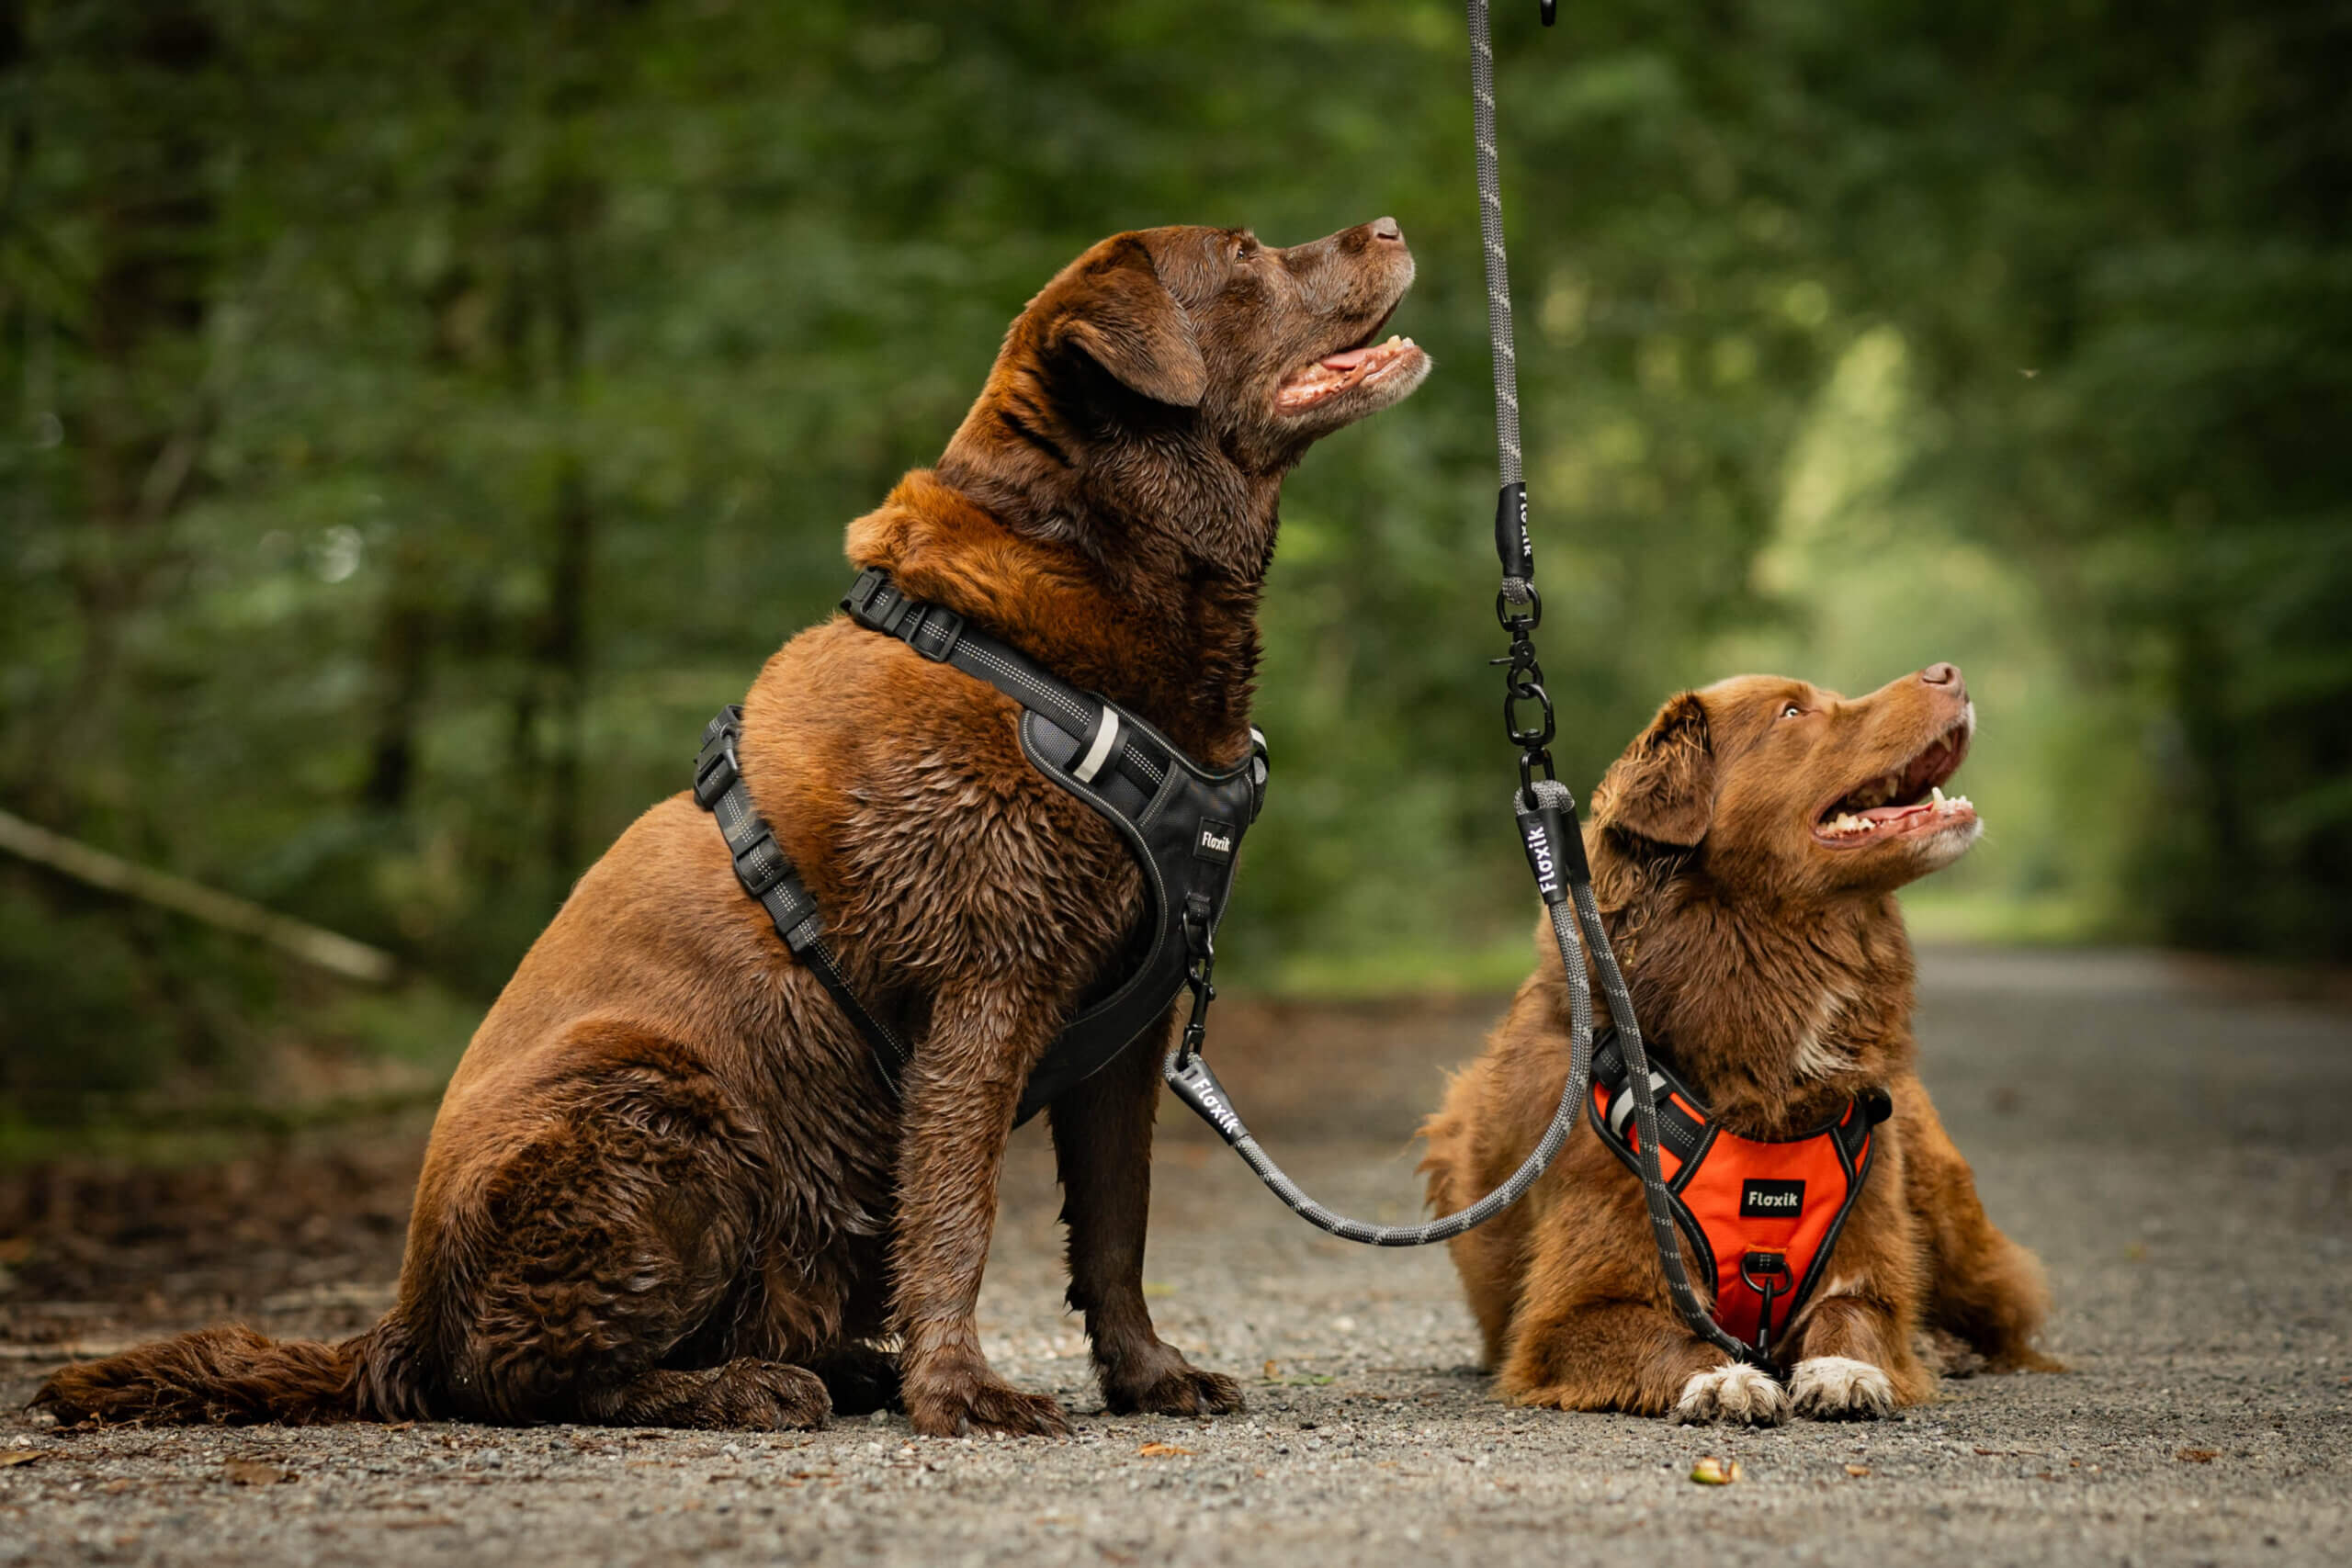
[1164,780,1593,1247]
[1566,846,1751,1360]
[1160,1,1763,1360]
[1156,3,1575,1247]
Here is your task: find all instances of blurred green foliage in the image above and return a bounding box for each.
[2,1,2346,1115]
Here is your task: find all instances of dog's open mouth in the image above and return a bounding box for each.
[1814,717,1977,848]
[1275,333,1426,414]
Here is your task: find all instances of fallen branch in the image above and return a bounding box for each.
[0,807,396,985]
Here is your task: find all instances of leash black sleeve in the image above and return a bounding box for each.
[1159,0,1761,1362]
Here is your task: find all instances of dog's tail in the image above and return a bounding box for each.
[32,1317,429,1427]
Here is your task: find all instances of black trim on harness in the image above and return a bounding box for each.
[695,571,1267,1129]
[842,567,1266,1125]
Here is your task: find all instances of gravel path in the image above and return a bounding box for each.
[5,947,2348,1567]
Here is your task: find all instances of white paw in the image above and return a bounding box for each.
[1672,1362,1790,1427]
[1789,1355,1896,1420]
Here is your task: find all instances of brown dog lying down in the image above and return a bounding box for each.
[40,220,1430,1438]
[1421,665,2060,1423]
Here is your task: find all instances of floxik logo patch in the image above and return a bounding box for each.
[1739,1179,1805,1218]
[1193,817,1237,864]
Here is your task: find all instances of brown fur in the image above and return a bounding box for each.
[37,220,1430,1437]
[1421,666,2061,1423]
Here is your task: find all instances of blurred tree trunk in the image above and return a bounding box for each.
[361,527,435,813]
[537,171,595,882]
[52,0,219,827]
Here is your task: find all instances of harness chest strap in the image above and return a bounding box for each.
[1588,1028,1893,1360]
[695,570,1267,1127]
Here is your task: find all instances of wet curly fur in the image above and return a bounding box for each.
[38,220,1429,1438]
[1420,670,2062,1423]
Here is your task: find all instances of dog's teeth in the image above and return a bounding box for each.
[1932,785,1947,810]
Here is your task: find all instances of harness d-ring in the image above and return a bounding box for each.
[1740,1251,1794,1359]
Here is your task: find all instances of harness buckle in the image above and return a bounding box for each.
[693,717,741,808]
[905,604,965,661]
[842,567,910,635]
[730,829,791,899]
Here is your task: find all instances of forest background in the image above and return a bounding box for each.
[3,0,2345,1129]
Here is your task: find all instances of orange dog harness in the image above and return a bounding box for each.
[1589,1030,1891,1360]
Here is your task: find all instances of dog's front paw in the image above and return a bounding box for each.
[1789,1355,1896,1420]
[1672,1362,1791,1427]
[905,1367,1070,1439]
[1102,1350,1243,1417]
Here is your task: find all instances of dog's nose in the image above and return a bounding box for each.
[1370,216,1404,243]
[1921,661,1964,694]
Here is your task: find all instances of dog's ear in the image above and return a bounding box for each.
[1594,692,1716,848]
[1050,242,1207,409]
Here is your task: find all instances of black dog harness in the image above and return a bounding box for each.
[1588,1028,1892,1361]
[695,568,1266,1127]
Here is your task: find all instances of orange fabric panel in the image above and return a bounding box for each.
[1679,1127,1864,1347]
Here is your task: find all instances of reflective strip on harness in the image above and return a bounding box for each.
[1072,705,1121,784]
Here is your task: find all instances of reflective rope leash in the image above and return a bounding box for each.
[1161,2,1757,1361]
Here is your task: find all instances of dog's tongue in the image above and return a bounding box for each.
[1319,344,1380,371]
[1860,801,1930,825]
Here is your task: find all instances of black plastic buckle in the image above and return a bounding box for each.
[905,604,965,661]
[693,718,741,808]
[730,829,790,899]
[842,567,908,635]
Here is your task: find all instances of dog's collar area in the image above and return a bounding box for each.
[1589,1028,1892,1366]
[699,570,1267,1127]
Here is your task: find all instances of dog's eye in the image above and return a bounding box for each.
[1780,703,1805,719]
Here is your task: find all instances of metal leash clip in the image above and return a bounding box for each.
[1173,891,1216,1071]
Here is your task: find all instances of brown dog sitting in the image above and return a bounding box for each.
[1420,665,2059,1424]
[38,220,1430,1438]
